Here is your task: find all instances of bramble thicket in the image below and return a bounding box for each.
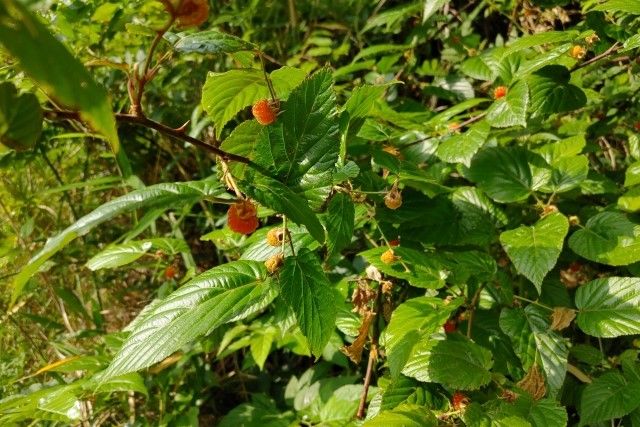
[1,0,640,425]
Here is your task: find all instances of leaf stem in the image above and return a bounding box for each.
[258,51,278,101]
[43,109,257,166]
[513,295,552,311]
[356,289,381,419]
[131,13,176,116]
[466,283,486,338]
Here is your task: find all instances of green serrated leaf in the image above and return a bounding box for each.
[383,296,463,377]
[252,68,340,208]
[542,155,589,193]
[323,193,355,257]
[402,338,494,390]
[279,249,336,356]
[568,211,640,266]
[467,147,549,203]
[580,372,640,425]
[202,67,306,137]
[486,80,528,128]
[363,403,437,427]
[500,213,569,291]
[500,306,568,396]
[359,246,448,289]
[575,277,640,338]
[592,0,640,14]
[527,65,586,117]
[103,260,276,379]
[0,0,118,151]
[241,173,325,243]
[436,120,490,166]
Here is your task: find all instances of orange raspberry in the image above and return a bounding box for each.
[175,0,209,28]
[493,86,508,99]
[252,99,278,125]
[266,228,285,246]
[164,265,178,279]
[380,249,399,265]
[451,391,469,411]
[228,200,259,235]
[569,45,587,59]
[265,253,284,274]
[384,187,402,210]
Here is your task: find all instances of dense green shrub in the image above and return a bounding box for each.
[1,0,640,425]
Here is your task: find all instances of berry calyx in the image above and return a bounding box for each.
[380,249,399,265]
[164,265,178,279]
[451,391,469,411]
[585,34,599,45]
[384,187,402,210]
[265,253,284,274]
[443,319,457,333]
[228,200,259,235]
[175,0,209,28]
[569,45,587,59]
[266,227,286,247]
[252,99,278,125]
[493,86,508,99]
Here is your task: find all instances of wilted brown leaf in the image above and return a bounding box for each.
[550,307,576,331]
[341,310,375,364]
[517,364,546,400]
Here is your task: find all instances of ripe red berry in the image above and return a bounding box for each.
[493,86,508,99]
[252,99,278,125]
[388,239,400,247]
[451,391,469,411]
[228,200,259,235]
[443,319,457,333]
[634,122,640,132]
[164,265,178,279]
[568,261,582,273]
[175,0,209,28]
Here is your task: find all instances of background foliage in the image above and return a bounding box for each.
[1,0,640,425]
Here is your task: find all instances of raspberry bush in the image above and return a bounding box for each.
[1,0,640,425]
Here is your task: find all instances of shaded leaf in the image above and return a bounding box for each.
[0,0,118,150]
[323,193,355,258]
[580,372,640,425]
[0,82,42,151]
[279,249,336,356]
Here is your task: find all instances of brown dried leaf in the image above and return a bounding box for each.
[341,311,375,364]
[351,279,376,315]
[550,307,576,331]
[517,364,546,400]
